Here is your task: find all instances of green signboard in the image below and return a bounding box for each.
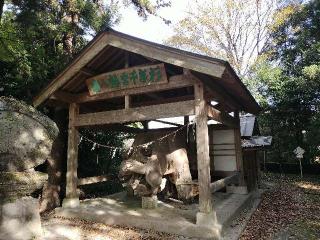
[86,63,168,96]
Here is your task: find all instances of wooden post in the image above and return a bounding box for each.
[234,111,245,185]
[263,150,266,171]
[63,103,80,208]
[125,95,130,109]
[142,121,149,130]
[184,116,189,125]
[194,83,212,214]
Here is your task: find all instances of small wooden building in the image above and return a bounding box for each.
[33,28,260,232]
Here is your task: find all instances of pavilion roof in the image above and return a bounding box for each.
[33,28,260,114]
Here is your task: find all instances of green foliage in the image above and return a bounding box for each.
[77,129,132,195]
[78,130,131,178]
[250,0,320,164]
[126,0,171,24]
[0,1,115,102]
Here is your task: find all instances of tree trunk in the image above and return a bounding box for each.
[40,108,67,213]
[62,0,79,56]
[119,130,196,200]
[0,0,4,22]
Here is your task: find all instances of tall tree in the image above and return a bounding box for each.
[166,0,278,77]
[251,0,320,164]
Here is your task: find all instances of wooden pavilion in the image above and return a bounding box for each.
[33,28,260,235]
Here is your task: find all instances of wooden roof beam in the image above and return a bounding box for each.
[107,33,226,78]
[133,94,194,108]
[190,71,242,110]
[207,105,238,128]
[81,123,145,133]
[151,119,182,127]
[74,100,195,127]
[79,67,98,76]
[50,90,78,103]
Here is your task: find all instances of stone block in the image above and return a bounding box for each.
[0,197,43,240]
[141,196,158,209]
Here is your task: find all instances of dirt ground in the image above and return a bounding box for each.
[240,173,320,240]
[42,214,194,240]
[42,173,320,240]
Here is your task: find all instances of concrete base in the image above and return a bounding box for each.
[62,198,80,208]
[226,186,248,195]
[196,212,217,226]
[55,192,254,239]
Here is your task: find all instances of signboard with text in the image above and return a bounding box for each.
[86,63,168,96]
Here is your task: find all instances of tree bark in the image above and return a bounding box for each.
[40,108,67,213]
[62,0,79,56]
[119,130,195,200]
[0,0,4,22]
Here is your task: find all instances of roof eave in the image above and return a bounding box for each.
[33,28,261,113]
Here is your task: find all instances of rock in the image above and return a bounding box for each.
[0,171,48,203]
[0,97,59,171]
[0,196,43,240]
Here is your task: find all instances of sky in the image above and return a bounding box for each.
[114,1,194,44]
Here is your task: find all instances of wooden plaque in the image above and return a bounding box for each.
[86,63,168,96]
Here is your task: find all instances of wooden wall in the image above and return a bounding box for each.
[209,128,237,172]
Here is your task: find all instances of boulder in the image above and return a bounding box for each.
[0,171,48,203]
[0,97,59,171]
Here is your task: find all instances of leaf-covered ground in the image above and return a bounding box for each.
[240,173,320,240]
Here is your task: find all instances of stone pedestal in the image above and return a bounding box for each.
[142,196,158,209]
[196,211,221,238]
[0,197,43,240]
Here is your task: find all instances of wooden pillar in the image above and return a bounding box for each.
[63,103,80,208]
[142,121,149,130]
[234,111,245,185]
[125,95,130,109]
[184,116,189,125]
[194,83,212,214]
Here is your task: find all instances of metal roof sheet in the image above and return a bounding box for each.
[240,113,256,137]
[241,136,272,148]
